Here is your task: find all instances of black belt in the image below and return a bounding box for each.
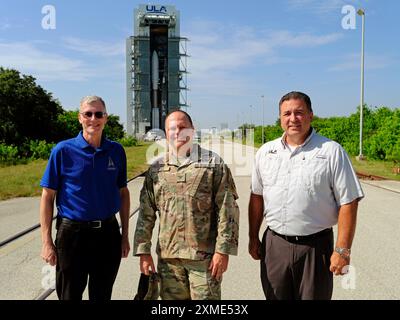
[269,227,332,243]
[57,215,117,229]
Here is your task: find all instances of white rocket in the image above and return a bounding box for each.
[152,51,159,97]
[151,50,160,128]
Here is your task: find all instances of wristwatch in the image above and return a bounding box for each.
[335,247,351,260]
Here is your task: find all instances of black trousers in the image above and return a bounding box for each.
[260,227,333,300]
[55,216,122,301]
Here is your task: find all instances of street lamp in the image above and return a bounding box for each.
[261,95,265,145]
[249,105,253,126]
[357,8,365,160]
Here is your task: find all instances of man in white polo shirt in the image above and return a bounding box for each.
[248,91,364,300]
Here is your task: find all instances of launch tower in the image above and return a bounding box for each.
[126,4,189,136]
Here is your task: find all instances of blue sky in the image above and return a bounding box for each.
[1,0,399,130]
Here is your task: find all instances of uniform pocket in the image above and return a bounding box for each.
[158,198,176,249]
[190,269,221,300]
[188,168,212,197]
[188,168,213,213]
[261,156,281,186]
[207,276,221,299]
[300,157,328,194]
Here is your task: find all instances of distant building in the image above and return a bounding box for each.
[126,4,189,137]
[220,123,228,130]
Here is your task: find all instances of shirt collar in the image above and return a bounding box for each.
[165,143,201,167]
[280,127,316,150]
[75,131,111,150]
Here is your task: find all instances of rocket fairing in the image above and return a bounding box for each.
[152,50,159,91]
[151,50,160,128]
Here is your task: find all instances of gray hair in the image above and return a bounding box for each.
[80,95,107,112]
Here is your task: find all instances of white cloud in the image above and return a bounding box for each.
[0,41,93,81]
[0,39,127,82]
[286,0,361,14]
[0,23,11,30]
[63,37,125,56]
[328,53,395,71]
[188,21,342,73]
[267,31,343,47]
[0,18,12,31]
[191,71,251,97]
[186,21,342,99]
[182,20,345,129]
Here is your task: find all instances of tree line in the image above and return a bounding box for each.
[1,67,132,164]
[249,106,400,161]
[2,67,399,163]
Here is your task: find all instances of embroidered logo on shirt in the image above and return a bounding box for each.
[107,157,116,170]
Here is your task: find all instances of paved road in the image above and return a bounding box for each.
[1,139,399,299]
[0,177,144,300]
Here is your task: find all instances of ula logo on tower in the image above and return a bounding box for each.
[146,5,167,14]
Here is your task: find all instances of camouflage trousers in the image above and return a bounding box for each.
[158,258,221,300]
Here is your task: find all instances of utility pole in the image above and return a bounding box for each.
[357,8,366,160]
[261,95,265,145]
[249,105,253,127]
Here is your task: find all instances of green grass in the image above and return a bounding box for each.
[350,157,400,181]
[233,138,261,148]
[253,141,263,148]
[0,159,48,200]
[0,143,151,201]
[2,141,398,201]
[125,143,151,178]
[237,139,400,181]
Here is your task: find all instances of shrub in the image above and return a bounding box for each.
[28,140,55,160]
[0,143,19,164]
[118,136,138,147]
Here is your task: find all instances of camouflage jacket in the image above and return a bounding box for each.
[133,144,239,260]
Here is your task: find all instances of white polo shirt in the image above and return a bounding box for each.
[251,129,364,236]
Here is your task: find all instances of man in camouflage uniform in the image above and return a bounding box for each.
[133,110,239,300]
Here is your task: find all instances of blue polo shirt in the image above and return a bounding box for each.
[40,131,127,221]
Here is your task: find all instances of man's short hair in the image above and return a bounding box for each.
[279,91,313,113]
[80,95,107,112]
[165,110,193,128]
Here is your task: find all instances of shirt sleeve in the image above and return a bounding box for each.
[40,145,61,191]
[251,149,263,195]
[117,144,128,189]
[133,169,157,255]
[213,163,240,256]
[332,145,365,206]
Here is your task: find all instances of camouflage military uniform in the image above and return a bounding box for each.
[133,144,239,300]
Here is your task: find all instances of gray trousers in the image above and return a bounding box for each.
[260,227,333,300]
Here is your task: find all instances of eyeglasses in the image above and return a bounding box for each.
[80,111,107,119]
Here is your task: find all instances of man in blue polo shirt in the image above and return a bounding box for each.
[39,95,130,300]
